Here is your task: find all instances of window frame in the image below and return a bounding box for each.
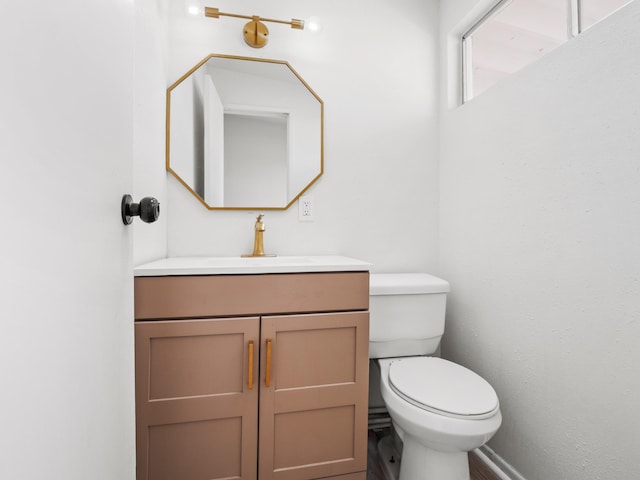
[460,0,631,103]
[461,0,513,104]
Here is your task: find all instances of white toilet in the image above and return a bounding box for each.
[369,273,502,480]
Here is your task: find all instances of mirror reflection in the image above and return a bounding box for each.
[167,54,324,210]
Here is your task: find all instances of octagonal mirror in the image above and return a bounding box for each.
[166,54,324,210]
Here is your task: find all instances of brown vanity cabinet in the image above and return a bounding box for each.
[134,272,370,480]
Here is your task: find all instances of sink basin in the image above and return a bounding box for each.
[134,255,372,276]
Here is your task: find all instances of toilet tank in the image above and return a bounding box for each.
[369,273,450,359]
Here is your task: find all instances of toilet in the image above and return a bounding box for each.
[369,273,501,480]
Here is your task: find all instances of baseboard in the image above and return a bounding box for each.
[475,445,528,480]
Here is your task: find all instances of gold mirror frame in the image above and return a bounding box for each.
[166,54,324,210]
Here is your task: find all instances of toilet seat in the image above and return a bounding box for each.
[388,357,499,420]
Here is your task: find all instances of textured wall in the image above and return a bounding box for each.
[439,2,640,479]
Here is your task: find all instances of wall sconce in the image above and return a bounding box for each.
[203,6,321,48]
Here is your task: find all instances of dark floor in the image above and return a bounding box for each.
[367,429,501,480]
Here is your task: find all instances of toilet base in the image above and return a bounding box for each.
[377,435,401,480]
[377,433,470,480]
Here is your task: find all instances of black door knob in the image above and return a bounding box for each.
[121,194,160,225]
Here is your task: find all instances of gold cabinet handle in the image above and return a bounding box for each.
[265,339,272,387]
[248,341,254,390]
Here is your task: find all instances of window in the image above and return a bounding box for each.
[462,0,635,102]
[579,0,634,30]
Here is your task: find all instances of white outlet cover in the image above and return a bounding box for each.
[299,195,314,221]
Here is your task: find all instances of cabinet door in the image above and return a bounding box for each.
[136,317,260,480]
[259,312,369,480]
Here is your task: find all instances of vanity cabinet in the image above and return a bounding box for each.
[134,272,369,480]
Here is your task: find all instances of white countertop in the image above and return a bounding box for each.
[134,255,372,276]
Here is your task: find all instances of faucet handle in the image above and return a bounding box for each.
[255,214,265,231]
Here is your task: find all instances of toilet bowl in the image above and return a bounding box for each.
[377,357,501,480]
[369,273,502,480]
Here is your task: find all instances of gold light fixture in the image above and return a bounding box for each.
[205,7,313,48]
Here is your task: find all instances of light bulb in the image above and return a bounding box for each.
[304,16,322,33]
[185,0,203,16]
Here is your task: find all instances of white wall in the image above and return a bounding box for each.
[439,2,640,479]
[134,0,169,265]
[162,0,440,270]
[224,114,288,207]
[170,74,200,187]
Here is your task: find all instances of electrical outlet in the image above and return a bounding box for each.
[299,195,314,221]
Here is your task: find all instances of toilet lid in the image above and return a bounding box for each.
[388,357,499,419]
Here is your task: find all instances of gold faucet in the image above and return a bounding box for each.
[242,214,275,257]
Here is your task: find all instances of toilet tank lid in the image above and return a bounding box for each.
[370,273,450,295]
